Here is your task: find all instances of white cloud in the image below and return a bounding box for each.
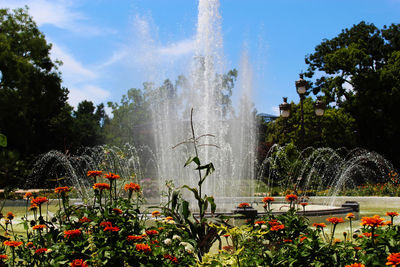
[0,0,112,35]
[50,42,97,81]
[68,85,110,108]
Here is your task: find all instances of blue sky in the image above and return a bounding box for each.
[1,0,400,116]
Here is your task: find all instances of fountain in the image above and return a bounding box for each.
[24,0,397,218]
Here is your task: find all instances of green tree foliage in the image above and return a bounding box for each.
[304,21,400,165]
[267,97,357,149]
[0,7,70,155]
[105,88,150,147]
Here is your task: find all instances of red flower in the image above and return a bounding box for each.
[346,213,355,219]
[104,226,120,232]
[270,224,285,231]
[87,170,102,177]
[112,208,123,215]
[312,223,326,228]
[31,197,48,205]
[238,203,250,208]
[361,215,385,228]
[152,211,161,217]
[387,212,399,217]
[3,241,23,247]
[124,183,140,192]
[79,217,92,223]
[29,204,38,210]
[26,242,34,248]
[326,217,344,225]
[32,224,47,230]
[262,197,275,203]
[104,172,120,180]
[64,229,82,239]
[0,254,8,260]
[300,202,308,207]
[285,194,298,202]
[164,254,179,263]
[387,252,400,266]
[254,221,266,225]
[35,248,47,254]
[283,239,292,243]
[344,264,365,267]
[100,221,113,228]
[70,259,89,267]
[93,183,110,190]
[55,186,71,194]
[145,230,159,236]
[268,219,280,226]
[127,235,144,242]
[136,243,151,253]
[300,236,307,242]
[24,192,33,199]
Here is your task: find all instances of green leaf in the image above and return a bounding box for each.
[0,133,6,147]
[206,196,216,214]
[182,200,190,219]
[184,156,201,167]
[182,185,200,201]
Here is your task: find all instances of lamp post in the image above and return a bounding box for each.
[314,96,325,146]
[295,74,307,148]
[279,97,291,141]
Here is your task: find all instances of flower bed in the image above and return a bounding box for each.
[1,170,400,266]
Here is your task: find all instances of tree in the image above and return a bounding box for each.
[71,100,107,149]
[304,21,400,166]
[0,7,70,155]
[267,97,357,149]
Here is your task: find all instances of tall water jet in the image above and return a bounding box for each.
[149,0,257,209]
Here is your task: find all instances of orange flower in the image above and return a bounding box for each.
[26,242,34,248]
[127,235,144,242]
[64,229,82,239]
[24,192,33,199]
[285,194,298,202]
[135,243,151,253]
[87,170,102,177]
[361,215,385,228]
[387,252,400,266]
[35,248,47,254]
[362,232,378,237]
[270,224,285,231]
[70,259,89,267]
[104,172,120,180]
[104,226,120,232]
[29,204,38,210]
[254,221,266,225]
[32,224,47,230]
[262,197,275,203]
[145,230,159,236]
[300,202,308,207]
[55,186,71,194]
[93,183,110,190]
[31,197,48,205]
[100,221,113,228]
[326,217,344,225]
[151,211,161,217]
[164,254,178,263]
[6,212,14,220]
[300,236,307,242]
[0,254,8,260]
[283,239,292,243]
[112,208,123,214]
[268,219,280,226]
[312,223,326,228]
[124,183,140,192]
[346,213,355,219]
[165,216,173,221]
[3,241,23,247]
[387,212,399,217]
[79,217,92,223]
[345,263,365,267]
[238,203,250,208]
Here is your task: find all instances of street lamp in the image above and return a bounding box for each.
[279,97,291,118]
[295,74,307,147]
[314,96,325,117]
